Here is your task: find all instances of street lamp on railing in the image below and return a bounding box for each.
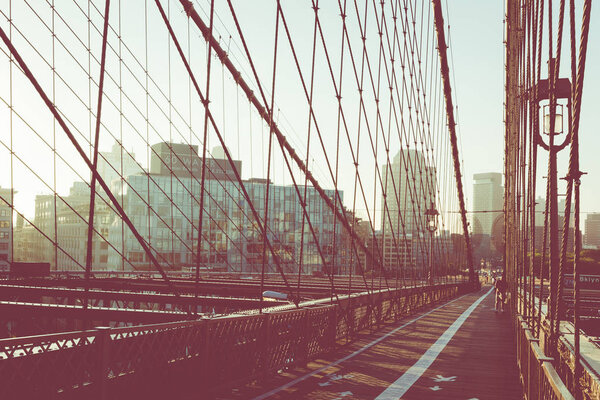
[425,202,439,285]
[533,60,571,335]
[543,104,563,135]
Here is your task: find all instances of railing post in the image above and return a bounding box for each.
[375,293,382,328]
[528,340,534,400]
[346,298,355,343]
[200,319,211,387]
[414,288,419,311]
[329,305,338,349]
[95,326,112,400]
[302,309,310,363]
[526,326,540,400]
[415,287,420,310]
[261,313,271,379]
[394,290,401,321]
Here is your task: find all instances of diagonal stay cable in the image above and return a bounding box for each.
[155,0,298,304]
[277,4,374,293]
[195,0,215,306]
[84,0,111,313]
[0,11,278,274]
[225,0,344,305]
[259,0,280,313]
[180,1,379,286]
[0,24,182,299]
[431,0,474,284]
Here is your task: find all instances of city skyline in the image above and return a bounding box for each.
[1,0,599,242]
[0,2,596,399]
[12,141,353,273]
[471,172,503,236]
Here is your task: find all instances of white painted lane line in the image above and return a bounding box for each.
[252,291,471,400]
[374,287,494,400]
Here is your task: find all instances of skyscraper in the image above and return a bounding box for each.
[13,142,144,271]
[107,142,344,274]
[534,196,575,228]
[585,213,600,249]
[0,187,14,274]
[472,173,503,236]
[381,149,435,272]
[98,142,144,190]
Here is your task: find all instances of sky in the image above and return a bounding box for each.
[445,0,600,221]
[0,0,599,234]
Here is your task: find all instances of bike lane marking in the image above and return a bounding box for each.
[252,291,472,400]
[374,287,494,400]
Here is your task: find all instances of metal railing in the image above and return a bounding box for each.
[517,316,575,400]
[0,282,472,399]
[516,294,600,400]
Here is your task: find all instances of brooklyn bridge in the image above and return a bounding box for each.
[0,0,598,399]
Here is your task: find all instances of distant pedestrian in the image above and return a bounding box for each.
[495,276,507,312]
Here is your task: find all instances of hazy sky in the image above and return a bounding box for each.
[220,0,600,224]
[0,0,598,233]
[446,0,600,219]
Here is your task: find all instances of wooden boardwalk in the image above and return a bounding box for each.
[217,286,523,399]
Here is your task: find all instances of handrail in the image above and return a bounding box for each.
[0,282,472,399]
[516,295,600,400]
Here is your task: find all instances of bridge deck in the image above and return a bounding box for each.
[218,286,522,399]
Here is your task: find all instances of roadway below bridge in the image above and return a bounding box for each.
[2,275,467,302]
[218,285,522,400]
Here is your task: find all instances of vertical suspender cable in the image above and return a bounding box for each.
[180,0,379,288]
[158,0,299,302]
[259,0,281,313]
[84,0,111,313]
[195,0,215,306]
[569,0,592,383]
[0,26,182,298]
[297,0,320,301]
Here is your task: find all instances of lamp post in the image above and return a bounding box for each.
[544,102,565,330]
[543,104,563,135]
[425,202,439,285]
[531,58,571,347]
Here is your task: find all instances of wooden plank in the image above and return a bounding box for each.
[219,286,523,399]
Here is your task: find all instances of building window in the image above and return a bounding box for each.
[0,221,9,228]
[129,252,144,263]
[0,232,9,239]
